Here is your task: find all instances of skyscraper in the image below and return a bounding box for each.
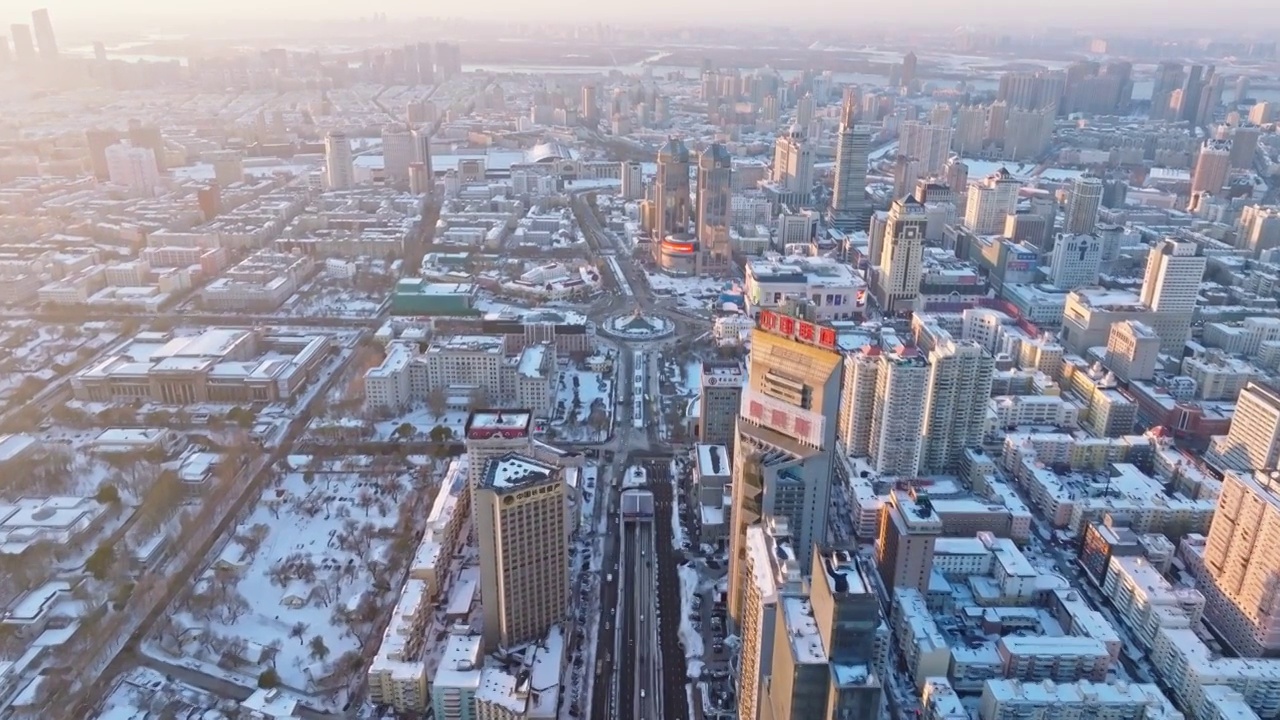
[796,93,815,134]
[699,360,745,449]
[1209,383,1280,472]
[381,125,415,184]
[9,25,35,63]
[1139,238,1207,352]
[986,101,1008,143]
[475,452,567,651]
[1194,466,1280,656]
[1104,320,1161,382]
[1048,233,1103,290]
[953,106,987,155]
[963,168,1021,234]
[31,9,57,61]
[1001,107,1053,161]
[412,126,434,181]
[771,124,814,199]
[898,120,953,176]
[581,84,599,127]
[1064,175,1103,234]
[85,129,121,180]
[464,410,534,526]
[1191,138,1233,197]
[653,138,693,242]
[901,51,917,89]
[867,346,929,475]
[728,304,842,624]
[127,123,167,171]
[1151,62,1185,122]
[828,97,871,232]
[876,489,941,592]
[738,518,803,720]
[874,197,926,315]
[920,340,994,474]
[324,131,354,190]
[621,161,643,200]
[696,143,733,272]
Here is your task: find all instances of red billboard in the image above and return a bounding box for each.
[757,309,838,351]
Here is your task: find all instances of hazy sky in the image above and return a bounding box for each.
[7,0,1280,38]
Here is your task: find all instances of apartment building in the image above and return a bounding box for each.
[200,249,316,312]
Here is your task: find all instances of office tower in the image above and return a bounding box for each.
[771,124,814,198]
[876,488,941,592]
[1064,175,1103,234]
[699,360,744,449]
[953,106,986,155]
[324,131,355,190]
[1210,383,1280,472]
[891,155,919,202]
[9,25,35,63]
[464,411,534,519]
[898,120,953,176]
[828,98,872,232]
[963,168,1020,234]
[1151,61,1185,121]
[796,93,815,133]
[920,340,993,474]
[1002,107,1053,161]
[727,304,842,623]
[1230,124,1261,169]
[1192,139,1233,197]
[874,197,926,315]
[1101,178,1129,209]
[654,138,693,242]
[868,346,929,475]
[474,452,567,651]
[697,143,733,272]
[105,142,160,195]
[581,84,599,127]
[1196,465,1280,656]
[412,126,433,180]
[1048,233,1103,289]
[381,125,415,184]
[1180,64,1207,123]
[127,123,167,171]
[944,158,969,197]
[738,518,803,720]
[1105,320,1160,382]
[621,161,643,200]
[1196,71,1225,126]
[85,129,121,180]
[901,51,917,88]
[1235,75,1251,104]
[31,9,57,61]
[1003,212,1046,248]
[763,550,884,720]
[1029,195,1058,249]
[1140,238,1206,351]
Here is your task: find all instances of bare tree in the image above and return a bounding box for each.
[426,387,449,418]
[289,621,310,645]
[355,489,375,517]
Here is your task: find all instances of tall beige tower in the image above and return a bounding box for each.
[475,453,567,651]
[874,197,927,315]
[1139,238,1207,352]
[464,410,534,523]
[1191,138,1233,198]
[1210,382,1280,472]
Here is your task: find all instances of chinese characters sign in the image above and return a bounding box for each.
[757,309,838,351]
[740,388,826,447]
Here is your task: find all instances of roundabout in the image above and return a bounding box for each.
[600,309,676,341]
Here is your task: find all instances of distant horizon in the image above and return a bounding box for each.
[6,1,1280,42]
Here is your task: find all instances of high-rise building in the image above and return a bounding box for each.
[206,150,244,187]
[728,304,842,624]
[474,452,567,651]
[621,161,643,200]
[762,549,885,720]
[1064,176,1103,234]
[953,106,986,155]
[699,360,745,449]
[1191,138,1233,197]
[929,103,953,128]
[30,9,56,61]
[434,42,461,80]
[796,93,815,134]
[876,489,941,592]
[415,43,434,84]
[412,126,433,188]
[325,131,355,190]
[1139,238,1206,350]
[1047,233,1103,289]
[874,197,927,315]
[867,346,929,475]
[697,143,733,270]
[920,340,994,474]
[1180,64,1207,123]
[104,142,160,195]
[1105,320,1161,382]
[653,138,693,242]
[1209,383,1280,472]
[9,25,35,63]
[381,125,415,184]
[464,411,534,523]
[901,51,917,89]
[1237,205,1280,257]
[963,168,1021,234]
[738,518,803,720]
[126,122,167,171]
[1195,466,1280,656]
[1151,62,1185,121]
[828,97,872,232]
[85,129,121,180]
[1002,107,1053,161]
[1229,124,1261,169]
[771,124,814,199]
[986,101,1008,142]
[581,84,599,127]
[899,120,953,176]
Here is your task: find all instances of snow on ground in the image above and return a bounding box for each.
[0,320,121,410]
[680,359,701,396]
[371,409,470,440]
[643,272,726,313]
[551,367,614,443]
[677,564,705,659]
[93,667,229,720]
[670,463,687,552]
[152,455,407,695]
[686,658,704,680]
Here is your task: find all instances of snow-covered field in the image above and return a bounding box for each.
[94,667,231,720]
[277,265,393,319]
[0,320,120,411]
[372,409,470,440]
[551,367,615,443]
[643,272,726,313]
[677,563,705,663]
[149,455,413,699]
